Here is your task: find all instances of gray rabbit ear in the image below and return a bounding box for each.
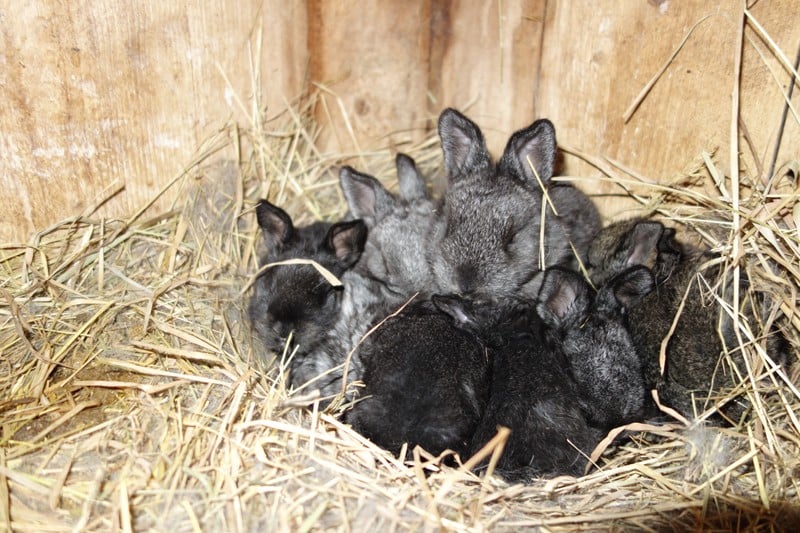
[536,267,591,330]
[395,153,427,201]
[624,221,665,269]
[432,294,478,330]
[438,108,491,179]
[598,266,656,309]
[499,118,557,186]
[325,219,368,268]
[256,200,294,249]
[339,166,396,221]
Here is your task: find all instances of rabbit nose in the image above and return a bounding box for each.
[455,264,478,295]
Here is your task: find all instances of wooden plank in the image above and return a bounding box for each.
[536,0,800,218]
[0,0,307,242]
[308,0,433,158]
[429,0,546,156]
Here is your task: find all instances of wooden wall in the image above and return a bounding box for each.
[2,0,798,241]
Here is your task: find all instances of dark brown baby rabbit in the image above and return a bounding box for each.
[586,218,780,421]
[345,297,491,458]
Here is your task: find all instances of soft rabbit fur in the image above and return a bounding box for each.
[427,108,600,299]
[537,266,655,430]
[248,200,362,354]
[248,200,389,404]
[586,218,771,420]
[339,154,437,299]
[433,295,601,480]
[345,297,490,457]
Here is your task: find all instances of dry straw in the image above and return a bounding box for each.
[2,21,800,533]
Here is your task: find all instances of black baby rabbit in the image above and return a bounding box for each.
[536,266,655,430]
[249,200,389,404]
[339,154,437,299]
[586,218,777,421]
[345,297,491,458]
[427,108,600,299]
[432,295,601,480]
[248,200,365,355]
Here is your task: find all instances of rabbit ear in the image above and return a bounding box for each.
[438,108,491,179]
[536,267,591,329]
[325,219,368,269]
[395,153,427,201]
[622,221,665,269]
[598,265,655,312]
[432,294,479,330]
[339,166,396,221]
[256,200,294,249]
[499,119,557,185]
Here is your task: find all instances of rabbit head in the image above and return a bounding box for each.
[537,266,655,428]
[248,200,368,354]
[428,108,570,299]
[587,218,682,287]
[339,154,436,297]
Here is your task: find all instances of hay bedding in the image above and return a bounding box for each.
[2,91,800,533]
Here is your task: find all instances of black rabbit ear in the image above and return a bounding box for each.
[599,265,655,312]
[432,294,478,330]
[536,267,591,329]
[622,221,664,269]
[438,108,491,180]
[499,118,557,186]
[256,200,294,248]
[325,219,368,268]
[339,166,396,221]
[395,153,427,201]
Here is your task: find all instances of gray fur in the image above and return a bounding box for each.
[537,266,654,429]
[339,157,437,298]
[587,218,762,421]
[428,108,598,299]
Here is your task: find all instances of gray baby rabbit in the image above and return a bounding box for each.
[536,266,655,429]
[339,154,437,298]
[428,108,599,299]
[345,297,490,458]
[248,200,364,355]
[433,295,601,480]
[586,218,770,421]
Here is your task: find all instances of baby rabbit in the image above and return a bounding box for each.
[536,266,655,430]
[248,200,365,354]
[432,295,601,480]
[586,218,764,420]
[427,108,600,299]
[339,154,437,298]
[345,297,490,458]
[249,200,387,404]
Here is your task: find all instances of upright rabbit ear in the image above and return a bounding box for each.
[325,219,368,269]
[623,221,665,269]
[339,166,396,222]
[432,294,479,330]
[597,265,655,312]
[499,119,557,186]
[536,267,591,330]
[438,108,491,180]
[395,153,427,201]
[256,200,294,250]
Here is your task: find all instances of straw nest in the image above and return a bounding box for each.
[3,80,800,531]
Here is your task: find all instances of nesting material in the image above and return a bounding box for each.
[2,83,799,531]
